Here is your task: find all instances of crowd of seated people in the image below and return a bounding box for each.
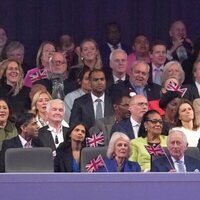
[1,20,200,173]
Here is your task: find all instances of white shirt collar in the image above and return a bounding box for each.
[91,92,105,103]
[18,135,31,147]
[107,42,122,51]
[113,74,126,83]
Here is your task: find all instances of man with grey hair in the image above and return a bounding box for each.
[38,99,68,152]
[34,52,76,99]
[151,130,200,172]
[109,60,161,101]
[106,49,129,89]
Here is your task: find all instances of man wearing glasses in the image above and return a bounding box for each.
[34,52,76,99]
[110,94,148,139]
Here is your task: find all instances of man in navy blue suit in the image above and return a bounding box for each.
[110,94,148,139]
[151,130,200,172]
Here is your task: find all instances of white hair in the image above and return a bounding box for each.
[167,129,188,146]
[109,49,127,61]
[107,132,131,159]
[46,99,65,113]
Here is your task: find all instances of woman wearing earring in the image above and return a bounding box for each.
[129,110,167,172]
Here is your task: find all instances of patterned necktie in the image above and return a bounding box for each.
[176,160,186,172]
[96,99,103,119]
[24,142,32,148]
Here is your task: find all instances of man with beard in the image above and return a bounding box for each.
[34,52,76,99]
[38,99,68,153]
[69,69,114,129]
[109,60,161,101]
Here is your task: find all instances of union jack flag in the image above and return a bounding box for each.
[145,144,165,156]
[85,154,105,172]
[29,69,47,83]
[166,80,187,97]
[86,132,104,147]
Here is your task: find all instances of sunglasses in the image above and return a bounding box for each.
[146,119,163,124]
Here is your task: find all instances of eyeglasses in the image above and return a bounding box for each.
[146,119,163,124]
[52,60,66,65]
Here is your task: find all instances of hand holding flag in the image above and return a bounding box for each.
[166,80,187,97]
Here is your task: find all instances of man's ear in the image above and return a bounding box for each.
[20,124,27,132]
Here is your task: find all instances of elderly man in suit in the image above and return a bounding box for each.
[0,112,41,172]
[151,129,200,172]
[69,69,114,129]
[106,49,129,89]
[109,60,161,101]
[38,99,68,152]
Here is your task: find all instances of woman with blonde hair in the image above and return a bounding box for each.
[97,132,141,172]
[31,90,52,128]
[68,38,102,81]
[24,41,56,87]
[0,59,30,117]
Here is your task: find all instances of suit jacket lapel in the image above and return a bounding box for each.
[45,128,56,150]
[15,136,23,148]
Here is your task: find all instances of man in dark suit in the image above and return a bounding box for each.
[109,60,161,101]
[100,22,129,73]
[0,112,41,172]
[148,40,167,85]
[38,99,68,152]
[110,95,148,139]
[168,20,193,64]
[90,94,131,145]
[34,52,76,99]
[69,69,114,129]
[106,49,129,89]
[151,130,200,172]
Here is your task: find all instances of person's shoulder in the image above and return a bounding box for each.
[130,137,146,144]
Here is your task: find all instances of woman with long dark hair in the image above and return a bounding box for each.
[54,122,89,172]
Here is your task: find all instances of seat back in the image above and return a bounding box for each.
[81,146,107,172]
[5,147,54,173]
[163,147,200,160]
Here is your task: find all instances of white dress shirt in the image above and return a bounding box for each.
[91,93,105,119]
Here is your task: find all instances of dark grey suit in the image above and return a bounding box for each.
[69,93,114,129]
[110,118,135,139]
